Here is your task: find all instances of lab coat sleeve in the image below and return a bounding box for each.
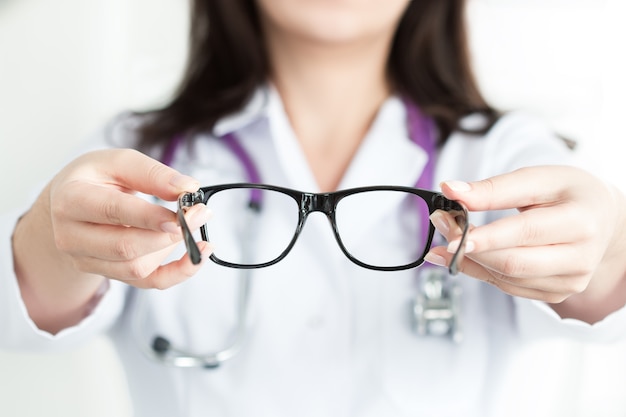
[515,298,626,344]
[0,117,138,352]
[479,111,626,343]
[0,206,128,352]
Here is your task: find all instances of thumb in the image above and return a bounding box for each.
[439,166,577,212]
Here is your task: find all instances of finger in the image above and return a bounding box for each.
[446,202,588,254]
[56,183,211,233]
[465,243,596,281]
[56,204,212,260]
[77,241,212,286]
[121,241,213,290]
[428,242,595,281]
[439,165,588,212]
[57,223,179,260]
[57,182,175,232]
[461,256,574,303]
[429,210,468,242]
[425,249,585,303]
[85,149,200,201]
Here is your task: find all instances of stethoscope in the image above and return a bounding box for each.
[134,99,462,370]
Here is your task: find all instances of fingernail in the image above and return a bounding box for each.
[430,211,450,236]
[443,180,471,192]
[197,241,215,256]
[170,174,199,190]
[447,240,475,254]
[187,205,212,229]
[161,221,180,234]
[424,252,447,267]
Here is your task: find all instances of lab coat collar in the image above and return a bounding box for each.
[212,84,430,190]
[261,86,431,256]
[212,87,272,138]
[339,96,428,190]
[263,86,429,191]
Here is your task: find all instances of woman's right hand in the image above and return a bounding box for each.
[48,148,213,287]
[12,149,213,332]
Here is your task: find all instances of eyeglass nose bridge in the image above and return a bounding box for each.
[299,192,335,216]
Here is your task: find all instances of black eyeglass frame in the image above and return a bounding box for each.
[178,183,469,274]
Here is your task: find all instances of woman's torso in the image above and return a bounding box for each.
[108,89,572,417]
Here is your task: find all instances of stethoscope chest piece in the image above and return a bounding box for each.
[411,267,463,343]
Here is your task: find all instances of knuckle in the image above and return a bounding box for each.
[146,161,171,186]
[564,275,591,295]
[127,260,152,280]
[500,254,524,277]
[477,177,496,194]
[151,264,198,290]
[484,270,506,289]
[50,199,69,221]
[53,231,81,257]
[569,255,596,279]
[150,273,181,290]
[475,179,497,208]
[150,278,172,291]
[54,233,71,253]
[519,219,541,246]
[113,238,138,260]
[167,230,183,245]
[101,200,123,225]
[69,257,87,274]
[544,293,568,304]
[118,148,144,164]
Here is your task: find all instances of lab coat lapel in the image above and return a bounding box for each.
[265,87,321,191]
[339,97,428,190]
[265,90,431,254]
[337,97,430,242]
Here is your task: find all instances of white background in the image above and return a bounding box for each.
[1,0,625,416]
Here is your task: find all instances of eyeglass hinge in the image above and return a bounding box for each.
[433,194,459,211]
[180,190,205,208]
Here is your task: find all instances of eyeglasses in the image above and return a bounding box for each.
[178,183,469,274]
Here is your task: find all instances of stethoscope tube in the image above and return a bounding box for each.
[133,244,254,369]
[133,187,260,369]
[136,129,264,369]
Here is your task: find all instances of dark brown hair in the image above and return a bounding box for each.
[137,0,497,148]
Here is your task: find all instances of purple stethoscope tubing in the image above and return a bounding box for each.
[403,98,436,247]
[163,131,263,183]
[403,98,435,190]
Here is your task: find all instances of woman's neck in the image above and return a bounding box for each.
[266,34,394,191]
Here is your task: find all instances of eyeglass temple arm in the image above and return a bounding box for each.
[447,228,465,276]
[433,195,469,276]
[177,190,205,265]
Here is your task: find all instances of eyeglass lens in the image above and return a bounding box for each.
[204,187,300,266]
[334,190,430,268]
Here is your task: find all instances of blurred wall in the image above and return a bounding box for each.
[1,0,625,416]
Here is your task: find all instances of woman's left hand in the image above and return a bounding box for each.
[425,165,626,323]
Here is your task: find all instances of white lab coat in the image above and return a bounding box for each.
[2,87,626,417]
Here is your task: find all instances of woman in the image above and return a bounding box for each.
[3,0,626,416]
